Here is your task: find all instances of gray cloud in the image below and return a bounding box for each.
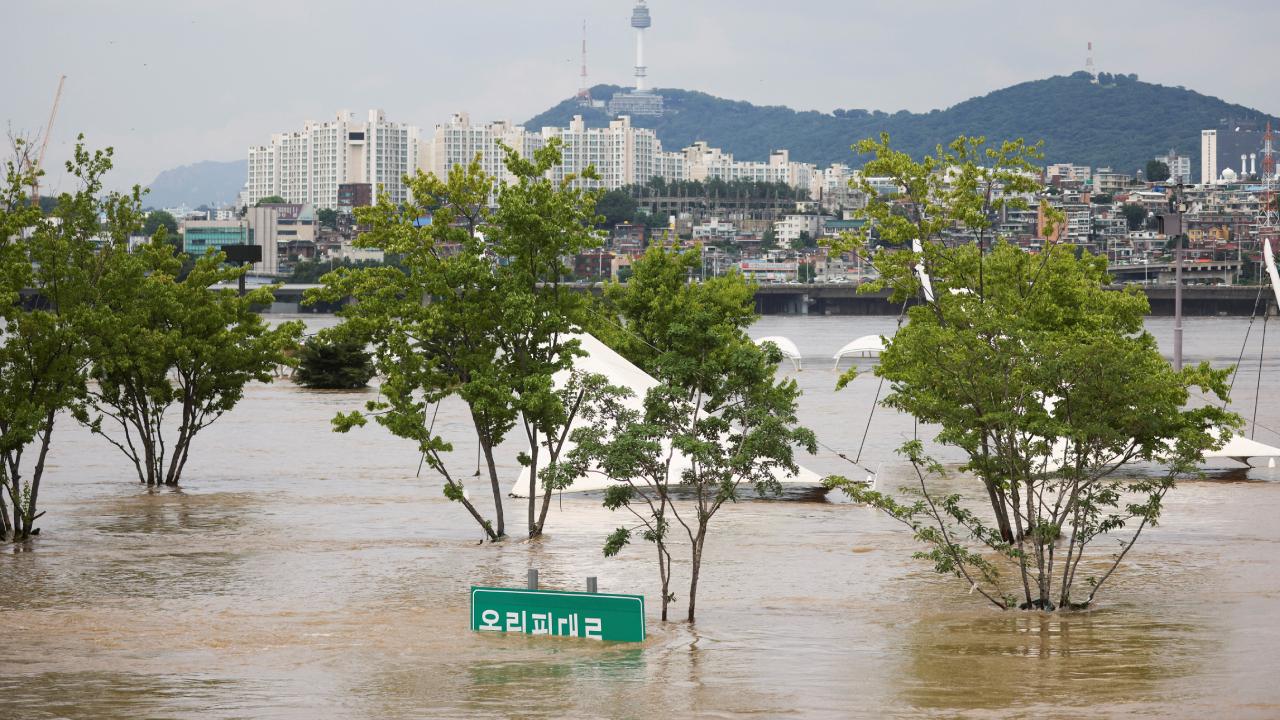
[4,0,1277,193]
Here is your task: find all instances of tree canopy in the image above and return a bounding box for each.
[825,133,1239,611]
[579,245,815,622]
[315,138,607,541]
[142,209,178,238]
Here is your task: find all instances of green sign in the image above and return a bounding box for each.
[470,586,646,643]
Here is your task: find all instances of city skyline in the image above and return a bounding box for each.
[4,0,1280,192]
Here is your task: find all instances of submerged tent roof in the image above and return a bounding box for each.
[509,333,823,497]
[833,335,885,370]
[1204,434,1280,464]
[755,336,802,370]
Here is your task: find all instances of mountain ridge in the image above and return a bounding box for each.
[143,74,1280,206]
[525,74,1278,176]
[144,159,246,209]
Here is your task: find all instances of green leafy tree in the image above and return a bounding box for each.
[317,208,339,229]
[1,138,141,541]
[487,140,608,537]
[313,141,605,540]
[256,195,286,206]
[314,157,511,540]
[142,209,178,238]
[1121,203,1148,231]
[576,246,816,622]
[596,189,638,228]
[1146,160,1171,182]
[825,134,1239,610]
[294,336,376,389]
[81,241,302,486]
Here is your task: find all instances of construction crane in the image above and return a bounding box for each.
[30,74,66,206]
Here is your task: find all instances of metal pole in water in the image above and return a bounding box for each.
[586,577,598,594]
[1173,186,1184,372]
[527,569,538,590]
[1175,244,1183,371]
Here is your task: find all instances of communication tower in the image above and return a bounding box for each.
[576,21,591,105]
[631,1,651,92]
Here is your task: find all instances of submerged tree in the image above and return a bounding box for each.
[316,157,512,540]
[0,139,140,540]
[293,336,376,389]
[81,240,301,487]
[576,246,815,622]
[485,140,606,538]
[315,141,604,540]
[824,134,1238,610]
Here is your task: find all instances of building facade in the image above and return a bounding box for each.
[425,113,825,195]
[181,219,247,256]
[1201,130,1218,185]
[245,110,421,210]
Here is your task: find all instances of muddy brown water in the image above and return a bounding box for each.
[2,316,1279,719]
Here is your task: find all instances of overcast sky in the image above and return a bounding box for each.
[5,0,1278,193]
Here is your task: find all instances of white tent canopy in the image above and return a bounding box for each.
[833,335,886,370]
[1265,238,1279,309]
[510,333,823,497]
[1203,434,1280,465]
[755,336,803,371]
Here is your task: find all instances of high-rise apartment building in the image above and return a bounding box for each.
[425,113,820,195]
[1201,129,1218,185]
[245,110,421,209]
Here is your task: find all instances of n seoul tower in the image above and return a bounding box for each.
[631,1,651,92]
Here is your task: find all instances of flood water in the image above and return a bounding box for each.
[3,315,1279,719]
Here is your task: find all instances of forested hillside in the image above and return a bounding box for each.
[526,73,1277,174]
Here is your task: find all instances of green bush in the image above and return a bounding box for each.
[293,337,375,389]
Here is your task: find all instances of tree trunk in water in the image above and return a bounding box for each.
[480,436,504,539]
[687,528,707,623]
[20,410,57,540]
[658,542,670,621]
[533,453,559,537]
[979,438,1014,542]
[526,437,538,538]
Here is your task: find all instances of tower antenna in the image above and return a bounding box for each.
[1086,41,1098,83]
[576,20,591,105]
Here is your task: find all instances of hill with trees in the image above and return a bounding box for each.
[526,74,1279,176]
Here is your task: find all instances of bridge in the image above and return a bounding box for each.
[253,281,1275,317]
[1108,261,1241,285]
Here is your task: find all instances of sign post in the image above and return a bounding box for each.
[470,586,645,643]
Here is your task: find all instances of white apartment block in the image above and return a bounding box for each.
[541,115,667,189]
[245,109,421,210]
[675,141,817,188]
[1201,130,1218,185]
[1045,163,1092,184]
[425,113,824,194]
[427,113,545,186]
[773,214,822,246]
[1154,151,1192,184]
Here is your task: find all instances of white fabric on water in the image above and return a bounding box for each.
[755,336,803,370]
[832,335,886,370]
[1265,238,1280,311]
[508,333,823,497]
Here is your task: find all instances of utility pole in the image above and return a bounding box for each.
[1171,183,1186,371]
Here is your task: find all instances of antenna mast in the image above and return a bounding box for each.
[576,21,591,105]
[1086,41,1098,83]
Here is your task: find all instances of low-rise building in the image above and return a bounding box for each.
[181,219,247,257]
